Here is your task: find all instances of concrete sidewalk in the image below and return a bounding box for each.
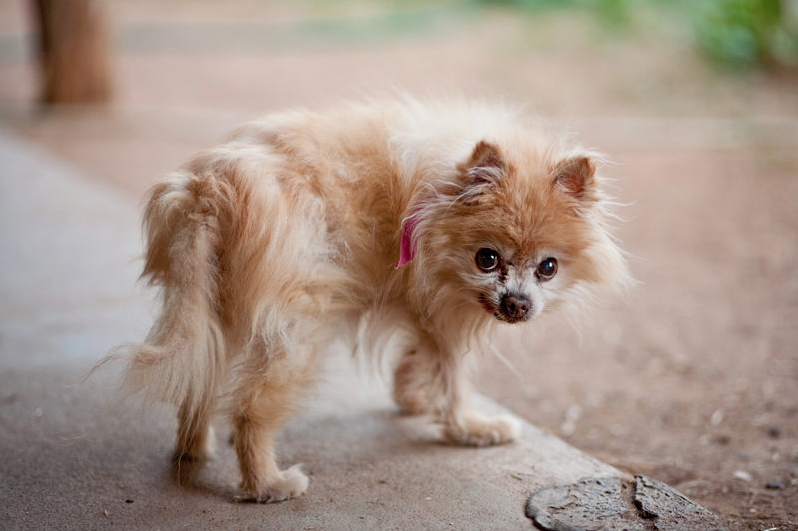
[0,128,723,530]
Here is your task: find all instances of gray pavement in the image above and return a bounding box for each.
[0,128,722,530]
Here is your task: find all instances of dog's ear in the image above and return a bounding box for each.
[553,155,597,201]
[396,141,507,268]
[455,140,507,201]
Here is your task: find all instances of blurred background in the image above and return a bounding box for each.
[0,1,796,529]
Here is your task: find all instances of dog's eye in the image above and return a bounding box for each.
[475,248,500,272]
[536,257,558,280]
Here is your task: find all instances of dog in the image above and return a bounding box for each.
[121,98,631,502]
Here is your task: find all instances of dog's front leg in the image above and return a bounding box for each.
[437,352,520,447]
[392,336,444,415]
[393,331,519,446]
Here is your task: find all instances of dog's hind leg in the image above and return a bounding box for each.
[232,340,318,503]
[174,398,216,462]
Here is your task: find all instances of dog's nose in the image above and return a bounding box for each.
[500,294,531,321]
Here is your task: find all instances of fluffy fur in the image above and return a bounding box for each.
[122,98,631,502]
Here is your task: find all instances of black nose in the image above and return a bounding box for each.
[500,294,531,321]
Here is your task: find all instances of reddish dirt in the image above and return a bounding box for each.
[1,1,796,529]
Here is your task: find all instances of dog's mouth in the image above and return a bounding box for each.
[478,294,532,324]
[478,295,497,315]
[497,313,530,324]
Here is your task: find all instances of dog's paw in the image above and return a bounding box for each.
[250,465,309,503]
[442,414,520,447]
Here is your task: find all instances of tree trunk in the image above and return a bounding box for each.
[33,0,113,104]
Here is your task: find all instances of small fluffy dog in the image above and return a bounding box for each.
[123,98,630,502]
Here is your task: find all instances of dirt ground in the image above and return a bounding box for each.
[1,1,796,529]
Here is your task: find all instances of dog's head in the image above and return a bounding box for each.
[398,138,628,324]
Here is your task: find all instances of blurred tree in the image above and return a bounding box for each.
[694,0,798,70]
[32,0,113,104]
[473,0,798,71]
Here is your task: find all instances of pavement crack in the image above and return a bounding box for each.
[624,477,656,531]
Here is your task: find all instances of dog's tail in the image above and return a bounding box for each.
[124,171,228,427]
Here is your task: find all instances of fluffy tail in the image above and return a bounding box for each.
[124,172,227,427]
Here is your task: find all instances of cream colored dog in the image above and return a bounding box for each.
[122,98,630,502]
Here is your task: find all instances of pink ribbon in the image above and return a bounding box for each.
[394,211,421,269]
